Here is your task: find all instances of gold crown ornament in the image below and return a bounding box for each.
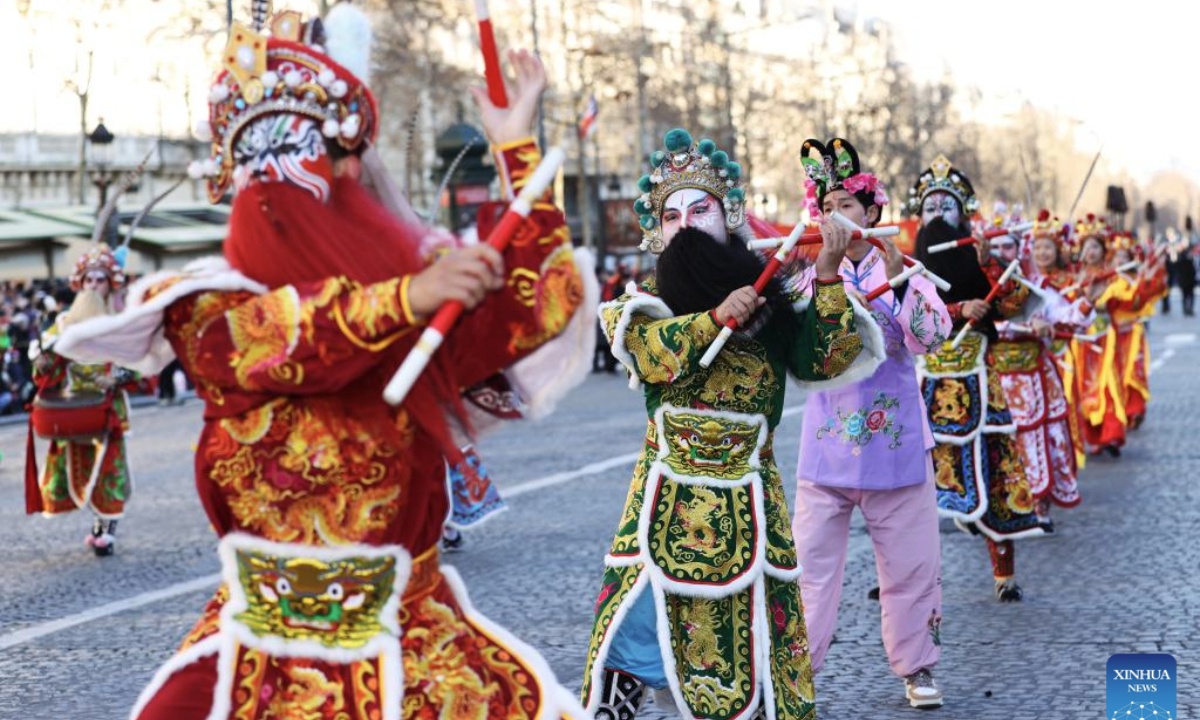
[1107,231,1136,254]
[1074,213,1108,244]
[189,3,378,202]
[632,129,745,253]
[904,154,979,216]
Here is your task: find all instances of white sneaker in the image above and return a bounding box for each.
[904,668,944,708]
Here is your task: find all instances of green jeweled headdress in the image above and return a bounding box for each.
[633,128,745,253]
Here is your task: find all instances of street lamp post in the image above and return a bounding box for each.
[87,120,116,243]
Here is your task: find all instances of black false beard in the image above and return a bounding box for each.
[915,217,993,305]
[654,227,786,316]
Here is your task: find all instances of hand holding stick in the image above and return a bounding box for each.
[699,222,808,368]
[949,258,1021,350]
[383,147,566,405]
[829,212,952,292]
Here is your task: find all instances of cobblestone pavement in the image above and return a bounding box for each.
[0,308,1196,719]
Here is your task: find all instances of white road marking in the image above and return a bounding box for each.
[1150,348,1175,373]
[1164,332,1197,346]
[0,573,220,652]
[0,403,809,650]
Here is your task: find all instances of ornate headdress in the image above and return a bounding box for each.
[190,2,378,202]
[1029,208,1075,255]
[904,154,979,216]
[632,129,745,253]
[70,246,127,292]
[1107,230,1136,254]
[1074,213,1108,245]
[799,137,888,219]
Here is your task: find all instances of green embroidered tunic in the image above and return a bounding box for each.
[582,277,871,720]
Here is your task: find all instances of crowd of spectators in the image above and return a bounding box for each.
[0,279,73,415]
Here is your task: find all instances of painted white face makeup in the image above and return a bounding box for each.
[991,236,1018,263]
[921,191,961,228]
[660,188,728,246]
[232,114,334,203]
[82,271,110,296]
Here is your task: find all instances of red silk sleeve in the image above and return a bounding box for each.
[167,275,417,397]
[445,139,584,388]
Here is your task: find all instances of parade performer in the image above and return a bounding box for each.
[991,209,1087,531]
[1023,210,1096,481]
[26,245,135,557]
[55,6,590,718]
[581,128,883,720]
[788,138,951,708]
[1073,217,1133,456]
[909,156,1043,603]
[1110,233,1166,430]
[1027,215,1091,469]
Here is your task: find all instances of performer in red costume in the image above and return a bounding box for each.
[56,5,589,719]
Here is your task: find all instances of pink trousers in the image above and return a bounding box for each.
[792,457,942,678]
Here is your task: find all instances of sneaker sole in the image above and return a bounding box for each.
[907,694,944,709]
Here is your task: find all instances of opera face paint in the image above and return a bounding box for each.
[660,188,727,246]
[82,270,110,298]
[233,114,334,203]
[921,191,961,228]
[992,235,1018,263]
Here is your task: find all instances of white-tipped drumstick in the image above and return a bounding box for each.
[383,147,566,405]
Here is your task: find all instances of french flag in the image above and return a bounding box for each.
[578,94,599,139]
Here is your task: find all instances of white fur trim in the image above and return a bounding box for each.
[603,552,644,568]
[652,576,763,720]
[205,634,237,720]
[582,570,651,716]
[439,565,590,720]
[128,634,222,720]
[787,295,887,392]
[754,574,776,720]
[323,3,373,84]
[55,257,266,376]
[217,533,411,663]
[60,434,106,512]
[597,288,673,386]
[506,247,600,421]
[763,559,804,583]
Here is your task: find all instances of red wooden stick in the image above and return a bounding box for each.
[474,0,508,108]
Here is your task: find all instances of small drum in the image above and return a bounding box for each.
[31,392,112,442]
